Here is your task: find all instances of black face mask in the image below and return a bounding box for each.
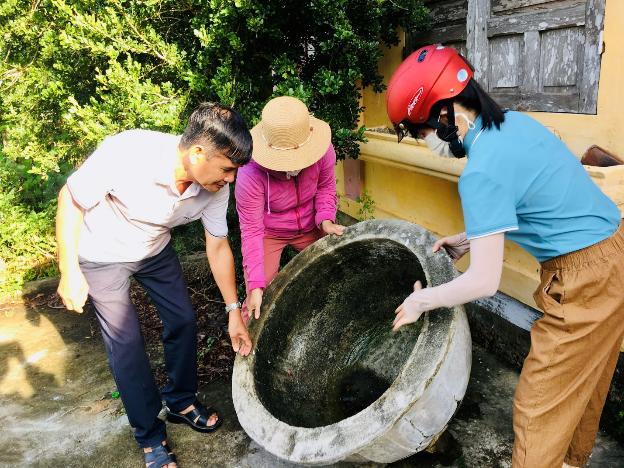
[425,101,466,158]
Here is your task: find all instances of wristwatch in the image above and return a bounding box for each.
[224,301,242,313]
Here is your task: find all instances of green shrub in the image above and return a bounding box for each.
[0,190,58,294]
[0,0,428,297]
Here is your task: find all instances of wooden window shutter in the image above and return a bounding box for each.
[406,0,470,58]
[406,0,605,114]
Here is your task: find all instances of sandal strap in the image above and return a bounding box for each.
[162,443,175,460]
[186,406,209,427]
[167,399,220,429]
[193,399,219,420]
[188,400,221,427]
[145,443,176,467]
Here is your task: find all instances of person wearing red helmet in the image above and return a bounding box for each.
[387,44,624,468]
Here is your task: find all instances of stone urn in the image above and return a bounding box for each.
[232,219,472,465]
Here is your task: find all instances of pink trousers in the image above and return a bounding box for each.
[242,229,324,321]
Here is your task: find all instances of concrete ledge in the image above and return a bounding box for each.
[465,292,539,369]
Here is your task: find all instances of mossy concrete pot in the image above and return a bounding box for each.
[232,219,471,465]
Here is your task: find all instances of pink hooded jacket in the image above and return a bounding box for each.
[235,144,338,290]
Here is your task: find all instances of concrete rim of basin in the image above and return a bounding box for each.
[232,219,471,465]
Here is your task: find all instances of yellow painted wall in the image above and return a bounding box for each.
[338,0,624,308]
[363,0,624,158]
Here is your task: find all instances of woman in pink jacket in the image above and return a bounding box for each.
[235,96,345,321]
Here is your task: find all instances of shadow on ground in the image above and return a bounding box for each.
[1,279,623,467]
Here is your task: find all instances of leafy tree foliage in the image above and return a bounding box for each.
[0,0,428,295]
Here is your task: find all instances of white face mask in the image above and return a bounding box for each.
[424,132,454,158]
[285,169,301,179]
[455,112,476,131]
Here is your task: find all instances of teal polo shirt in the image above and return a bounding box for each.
[458,111,620,262]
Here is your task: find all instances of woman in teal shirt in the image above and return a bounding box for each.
[386,44,623,468]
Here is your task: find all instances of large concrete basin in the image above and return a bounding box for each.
[232,219,471,465]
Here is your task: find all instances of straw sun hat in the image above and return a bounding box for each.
[250,96,331,171]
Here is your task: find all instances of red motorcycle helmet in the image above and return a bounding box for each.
[386,44,474,155]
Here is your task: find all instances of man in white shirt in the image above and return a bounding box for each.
[56,102,252,467]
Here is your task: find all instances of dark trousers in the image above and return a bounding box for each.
[80,242,197,447]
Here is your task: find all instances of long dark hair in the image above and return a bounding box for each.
[454,78,505,130]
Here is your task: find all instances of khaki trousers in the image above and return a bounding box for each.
[512,222,624,468]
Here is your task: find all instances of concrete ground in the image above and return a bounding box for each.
[1,292,623,468]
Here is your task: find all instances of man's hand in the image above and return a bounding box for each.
[393,281,437,332]
[57,269,89,313]
[228,311,252,356]
[321,220,346,236]
[433,232,470,262]
[247,288,263,321]
[56,184,88,313]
